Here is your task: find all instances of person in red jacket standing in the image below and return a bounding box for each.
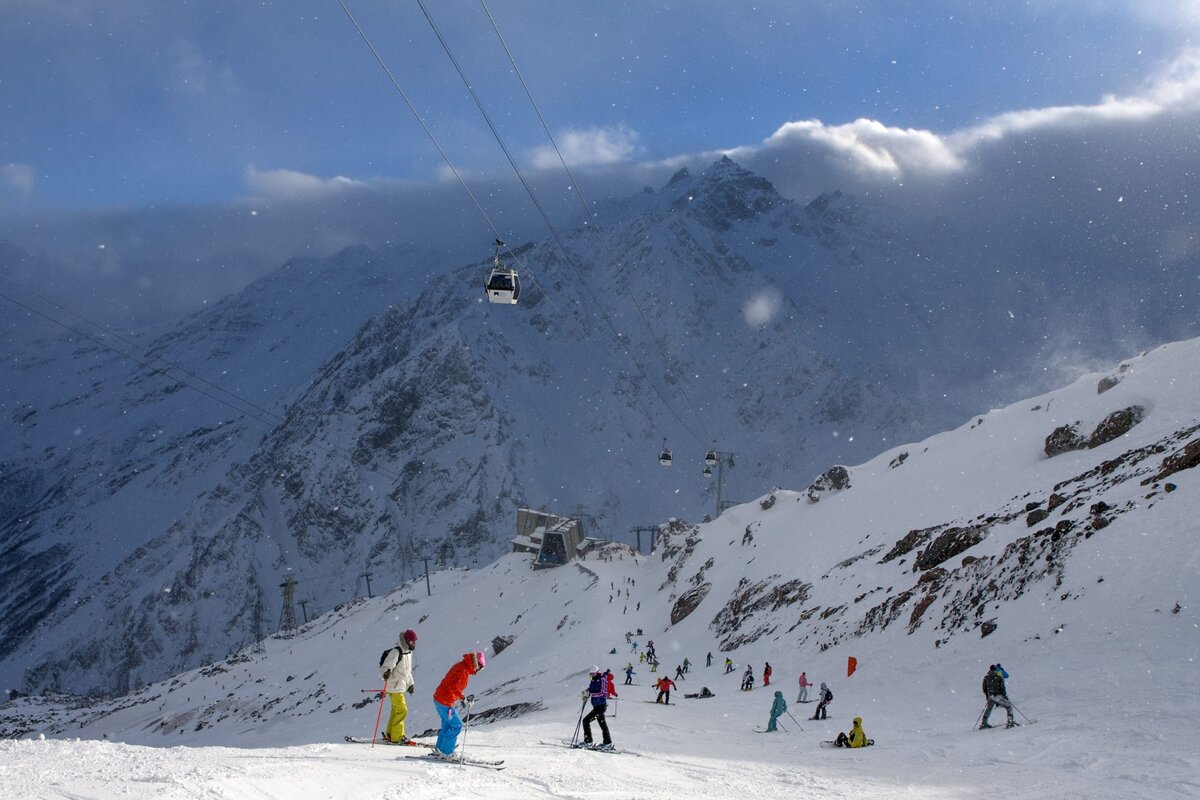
[655,675,677,704]
[432,651,486,758]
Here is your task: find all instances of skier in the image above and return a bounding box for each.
[674,664,685,681]
[741,666,755,691]
[812,682,832,720]
[763,662,773,687]
[797,671,811,703]
[706,652,713,668]
[655,675,677,704]
[979,664,1017,729]
[724,657,735,674]
[766,690,787,732]
[834,716,871,747]
[432,651,486,759]
[378,629,418,744]
[624,663,635,685]
[581,667,614,749]
[682,657,691,674]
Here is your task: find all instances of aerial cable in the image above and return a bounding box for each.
[414,0,708,446]
[334,0,564,320]
[477,0,717,447]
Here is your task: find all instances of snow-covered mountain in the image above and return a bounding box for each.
[3,157,1198,700]
[2,336,1196,800]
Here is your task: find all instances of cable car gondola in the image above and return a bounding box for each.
[704,449,718,466]
[659,439,673,467]
[485,238,520,304]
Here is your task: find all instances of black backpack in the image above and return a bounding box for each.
[379,647,400,678]
[824,688,833,702]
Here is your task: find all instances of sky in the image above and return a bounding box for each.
[1,0,1199,323]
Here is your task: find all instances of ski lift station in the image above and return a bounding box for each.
[511,508,602,569]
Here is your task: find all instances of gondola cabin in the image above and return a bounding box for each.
[485,238,520,304]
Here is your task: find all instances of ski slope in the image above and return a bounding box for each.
[2,338,1198,799]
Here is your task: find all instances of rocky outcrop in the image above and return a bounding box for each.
[491,635,514,655]
[806,465,851,503]
[1044,405,1146,457]
[914,526,987,571]
[671,584,711,626]
[1141,438,1200,485]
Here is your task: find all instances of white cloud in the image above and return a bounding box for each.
[530,125,639,169]
[243,167,362,201]
[742,48,1200,184]
[1,162,36,202]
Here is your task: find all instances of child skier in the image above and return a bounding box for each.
[432,651,486,758]
[812,682,832,720]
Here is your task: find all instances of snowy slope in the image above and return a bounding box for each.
[2,336,1197,799]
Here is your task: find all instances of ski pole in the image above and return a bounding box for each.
[1010,700,1036,724]
[974,706,986,731]
[785,710,805,731]
[457,695,476,765]
[775,718,788,733]
[370,681,387,747]
[571,696,588,746]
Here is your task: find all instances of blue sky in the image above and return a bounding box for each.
[1,0,1194,211]
[1,1,1198,326]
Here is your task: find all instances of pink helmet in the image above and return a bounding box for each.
[475,651,487,670]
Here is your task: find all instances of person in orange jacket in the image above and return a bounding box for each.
[655,675,677,704]
[432,651,486,758]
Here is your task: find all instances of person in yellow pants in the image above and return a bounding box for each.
[379,629,418,743]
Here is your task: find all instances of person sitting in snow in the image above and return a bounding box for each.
[683,687,715,699]
[741,665,755,691]
[432,651,486,758]
[834,716,872,747]
[655,675,677,704]
[766,690,787,732]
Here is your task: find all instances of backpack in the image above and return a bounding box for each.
[824,688,833,702]
[379,647,399,679]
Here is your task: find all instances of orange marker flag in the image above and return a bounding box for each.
[847,656,858,677]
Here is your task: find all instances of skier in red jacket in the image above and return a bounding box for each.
[432,651,486,758]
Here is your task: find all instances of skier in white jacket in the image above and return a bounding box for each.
[379,629,418,743]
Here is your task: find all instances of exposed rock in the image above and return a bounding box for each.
[881,526,939,564]
[1097,375,1122,394]
[491,635,514,655]
[1024,501,1041,512]
[914,526,986,571]
[759,493,777,511]
[1142,439,1200,484]
[980,619,998,638]
[1025,509,1050,527]
[1088,406,1146,448]
[805,465,851,503]
[889,452,909,469]
[1047,493,1067,512]
[671,583,711,626]
[1045,424,1086,457]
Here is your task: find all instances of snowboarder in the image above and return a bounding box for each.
[724,657,735,674]
[741,666,755,691]
[763,662,773,687]
[582,667,613,748]
[812,682,832,719]
[378,628,418,744]
[767,690,787,732]
[979,664,1016,729]
[655,675,677,704]
[684,687,715,699]
[682,657,691,674]
[834,716,872,747]
[797,671,811,702]
[624,663,635,685]
[432,651,486,758]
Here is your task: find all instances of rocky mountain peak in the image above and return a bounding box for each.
[667,157,786,230]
